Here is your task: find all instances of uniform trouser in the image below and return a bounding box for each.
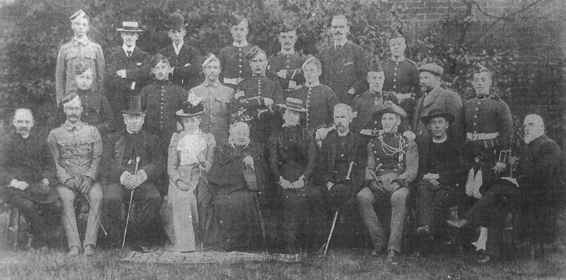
[281,186,326,253]
[357,186,409,253]
[102,182,162,246]
[464,182,519,228]
[416,181,461,235]
[57,182,103,248]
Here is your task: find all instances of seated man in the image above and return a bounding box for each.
[47,94,103,256]
[415,109,465,254]
[0,108,60,248]
[101,96,163,250]
[356,103,417,265]
[448,114,562,262]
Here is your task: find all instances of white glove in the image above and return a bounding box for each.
[243,155,254,170]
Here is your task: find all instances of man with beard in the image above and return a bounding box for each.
[413,63,463,142]
[357,103,418,265]
[159,12,203,90]
[55,9,105,106]
[414,109,464,255]
[319,15,369,105]
[448,114,562,262]
[101,96,163,250]
[0,108,60,248]
[218,14,257,87]
[382,32,419,122]
[317,103,365,247]
[268,19,305,92]
[105,21,150,128]
[48,94,103,256]
[269,97,320,255]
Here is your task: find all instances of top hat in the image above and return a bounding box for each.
[116,21,144,33]
[418,63,444,76]
[277,97,307,113]
[420,108,454,124]
[176,100,204,118]
[122,96,145,115]
[166,12,186,30]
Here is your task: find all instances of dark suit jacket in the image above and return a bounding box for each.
[159,44,203,90]
[413,86,463,142]
[103,130,164,184]
[518,135,562,199]
[416,135,465,187]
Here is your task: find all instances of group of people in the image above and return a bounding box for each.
[0,9,563,266]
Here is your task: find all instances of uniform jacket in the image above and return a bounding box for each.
[351,90,398,133]
[317,130,365,192]
[47,121,102,183]
[55,37,105,105]
[102,130,164,184]
[56,89,114,135]
[463,95,513,148]
[413,86,463,142]
[269,126,317,183]
[319,41,369,103]
[382,58,419,94]
[159,43,203,89]
[105,46,151,115]
[189,81,234,145]
[287,84,338,132]
[268,52,306,91]
[218,44,256,84]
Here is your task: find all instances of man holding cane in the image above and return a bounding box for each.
[101,96,163,251]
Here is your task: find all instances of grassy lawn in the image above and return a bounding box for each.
[0,247,565,280]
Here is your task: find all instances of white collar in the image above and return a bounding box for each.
[122,45,135,55]
[233,41,249,48]
[280,49,295,56]
[306,81,320,88]
[337,129,350,137]
[173,42,184,55]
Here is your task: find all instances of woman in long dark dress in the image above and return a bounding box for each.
[205,122,263,251]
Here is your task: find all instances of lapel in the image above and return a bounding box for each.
[422,87,442,109]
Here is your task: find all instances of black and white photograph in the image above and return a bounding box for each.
[0,0,564,279]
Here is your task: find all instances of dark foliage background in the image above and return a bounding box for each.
[1,0,563,146]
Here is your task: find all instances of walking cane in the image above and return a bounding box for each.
[323,161,355,256]
[121,156,140,249]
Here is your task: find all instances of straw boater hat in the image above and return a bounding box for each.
[420,108,454,124]
[122,96,145,115]
[116,21,144,33]
[176,100,204,118]
[278,97,307,113]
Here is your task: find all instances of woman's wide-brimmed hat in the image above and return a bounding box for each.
[176,100,204,118]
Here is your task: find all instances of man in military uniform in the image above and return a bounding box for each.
[101,96,163,250]
[382,32,419,122]
[55,9,105,106]
[269,97,320,254]
[319,15,369,105]
[356,103,418,265]
[105,21,150,129]
[268,19,305,92]
[413,63,463,142]
[47,95,103,256]
[219,14,257,87]
[159,12,203,90]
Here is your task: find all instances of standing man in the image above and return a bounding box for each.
[0,108,60,248]
[101,96,163,250]
[219,14,257,87]
[319,15,368,105]
[356,103,418,265]
[160,12,203,90]
[105,21,150,129]
[47,94,103,256]
[413,63,463,142]
[382,32,419,122]
[268,20,305,92]
[55,9,105,106]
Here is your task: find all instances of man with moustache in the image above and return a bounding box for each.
[319,15,369,105]
[105,21,150,127]
[268,19,305,91]
[413,63,463,142]
[48,94,103,256]
[0,108,60,248]
[159,12,203,90]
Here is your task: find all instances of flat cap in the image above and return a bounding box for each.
[418,63,444,76]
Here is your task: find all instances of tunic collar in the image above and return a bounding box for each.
[73,36,90,46]
[63,120,84,131]
[202,79,221,87]
[306,81,320,88]
[233,41,249,48]
[390,56,406,63]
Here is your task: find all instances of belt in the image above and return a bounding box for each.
[466,132,499,141]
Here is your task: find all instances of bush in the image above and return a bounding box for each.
[2,0,563,144]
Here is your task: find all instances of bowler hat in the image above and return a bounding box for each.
[418,63,444,76]
[278,97,307,113]
[116,21,144,33]
[420,108,454,124]
[166,12,186,30]
[176,100,204,118]
[122,96,145,115]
